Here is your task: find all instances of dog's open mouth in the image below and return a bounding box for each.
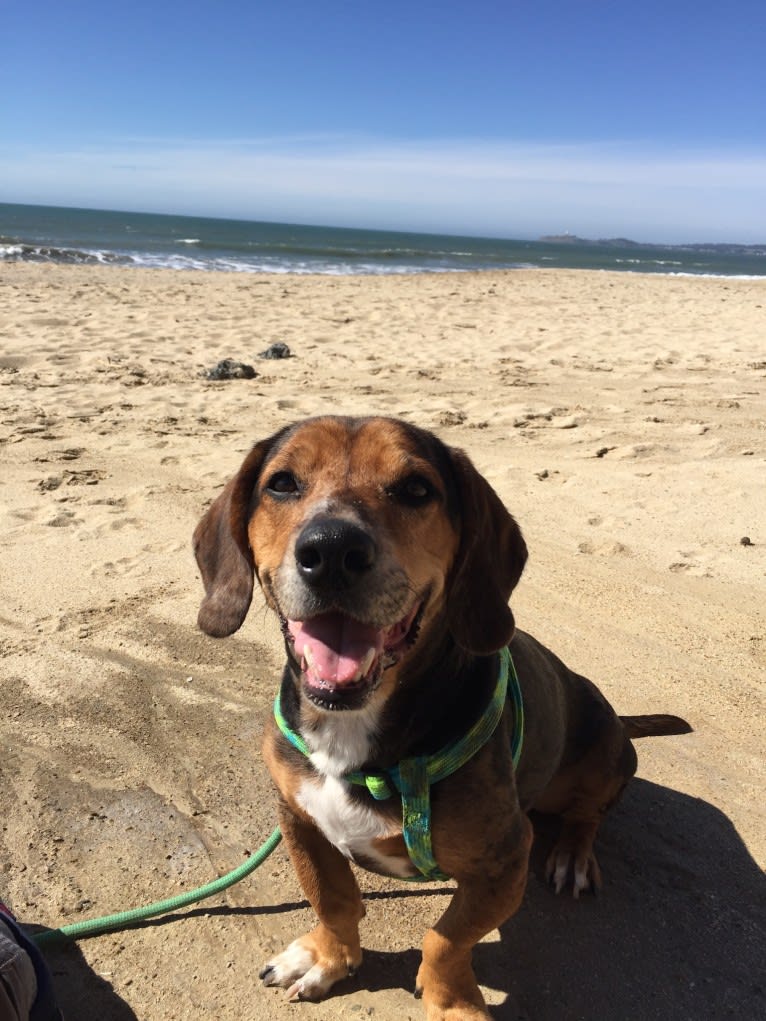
[284,601,423,709]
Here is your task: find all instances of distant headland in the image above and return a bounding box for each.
[539,234,766,256]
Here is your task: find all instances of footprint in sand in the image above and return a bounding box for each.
[77,515,143,541]
[95,557,140,579]
[578,540,633,557]
[46,509,81,528]
[614,443,659,459]
[95,539,185,578]
[668,554,713,578]
[63,468,105,486]
[669,561,691,573]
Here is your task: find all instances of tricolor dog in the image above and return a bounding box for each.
[193,415,690,1020]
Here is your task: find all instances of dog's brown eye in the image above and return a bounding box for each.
[392,475,435,507]
[266,471,299,497]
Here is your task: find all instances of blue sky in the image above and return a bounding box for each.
[2,1,765,242]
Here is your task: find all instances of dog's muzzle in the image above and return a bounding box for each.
[279,516,422,709]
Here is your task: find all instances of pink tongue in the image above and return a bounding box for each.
[288,613,384,686]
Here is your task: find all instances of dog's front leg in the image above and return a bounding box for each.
[260,803,364,1002]
[416,814,533,1020]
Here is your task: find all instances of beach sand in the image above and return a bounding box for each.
[1,263,764,1020]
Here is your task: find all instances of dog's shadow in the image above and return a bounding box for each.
[477,778,765,1020]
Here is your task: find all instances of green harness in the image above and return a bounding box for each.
[274,647,524,881]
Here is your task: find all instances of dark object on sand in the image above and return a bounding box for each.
[258,343,291,360]
[205,359,257,380]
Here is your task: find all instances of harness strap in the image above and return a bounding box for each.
[273,647,524,881]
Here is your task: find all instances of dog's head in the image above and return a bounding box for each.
[193,416,527,711]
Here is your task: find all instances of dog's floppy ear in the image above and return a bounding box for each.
[193,435,278,637]
[447,449,528,655]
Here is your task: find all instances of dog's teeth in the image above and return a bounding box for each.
[360,646,376,677]
[349,646,377,682]
[303,646,316,671]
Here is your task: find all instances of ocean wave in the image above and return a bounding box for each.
[123,252,485,275]
[0,240,128,266]
[664,271,766,280]
[614,257,683,267]
[0,236,521,275]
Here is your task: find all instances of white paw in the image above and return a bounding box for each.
[260,939,351,1002]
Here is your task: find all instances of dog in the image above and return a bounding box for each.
[193,415,691,1020]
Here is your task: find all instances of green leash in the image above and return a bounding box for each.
[32,649,524,943]
[33,827,282,947]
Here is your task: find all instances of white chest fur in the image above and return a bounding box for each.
[295,774,413,879]
[295,702,414,878]
[302,703,381,777]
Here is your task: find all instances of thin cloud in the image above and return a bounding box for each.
[1,136,764,242]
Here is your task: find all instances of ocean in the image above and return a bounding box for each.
[1,202,764,278]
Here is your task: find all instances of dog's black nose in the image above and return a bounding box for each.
[295,517,376,590]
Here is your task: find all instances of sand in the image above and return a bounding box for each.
[1,262,764,1020]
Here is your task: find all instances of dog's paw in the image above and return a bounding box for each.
[260,937,357,1002]
[415,960,490,1019]
[545,845,602,898]
[416,990,490,1020]
[419,999,490,1020]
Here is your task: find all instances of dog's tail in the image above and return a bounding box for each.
[620,714,693,738]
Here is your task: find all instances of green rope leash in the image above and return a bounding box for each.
[31,652,525,942]
[33,827,282,947]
